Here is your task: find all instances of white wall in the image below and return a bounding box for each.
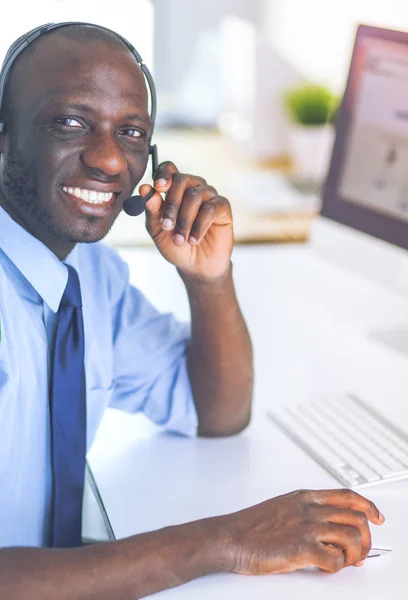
[153,0,262,126]
[0,0,154,69]
[266,0,408,92]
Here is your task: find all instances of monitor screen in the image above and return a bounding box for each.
[321,24,408,251]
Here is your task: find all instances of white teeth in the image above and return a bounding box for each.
[62,186,114,204]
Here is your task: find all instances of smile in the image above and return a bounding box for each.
[61,186,115,205]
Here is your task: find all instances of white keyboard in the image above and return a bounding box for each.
[267,394,408,488]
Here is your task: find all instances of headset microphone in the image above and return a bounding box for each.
[123,187,156,216]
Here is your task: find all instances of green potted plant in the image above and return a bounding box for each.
[283,84,339,182]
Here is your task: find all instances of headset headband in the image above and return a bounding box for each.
[0,21,157,140]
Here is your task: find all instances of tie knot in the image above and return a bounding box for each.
[61,265,82,308]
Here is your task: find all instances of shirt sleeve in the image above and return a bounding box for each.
[107,252,198,438]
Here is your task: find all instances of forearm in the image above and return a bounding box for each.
[0,518,229,600]
[180,262,253,437]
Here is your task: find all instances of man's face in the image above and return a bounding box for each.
[0,36,151,256]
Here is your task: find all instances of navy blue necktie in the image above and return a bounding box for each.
[50,265,87,548]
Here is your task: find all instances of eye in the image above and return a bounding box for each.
[119,128,145,140]
[54,117,84,128]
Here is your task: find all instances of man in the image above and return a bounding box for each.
[0,23,384,599]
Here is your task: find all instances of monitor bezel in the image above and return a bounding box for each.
[321,24,408,251]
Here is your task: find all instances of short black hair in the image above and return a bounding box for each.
[1,23,134,127]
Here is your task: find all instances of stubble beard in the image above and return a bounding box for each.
[1,146,112,245]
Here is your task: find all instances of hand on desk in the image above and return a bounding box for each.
[222,488,384,575]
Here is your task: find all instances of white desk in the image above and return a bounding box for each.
[87,222,408,598]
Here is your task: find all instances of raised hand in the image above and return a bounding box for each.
[140,161,233,281]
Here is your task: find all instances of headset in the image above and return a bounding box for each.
[0,21,158,216]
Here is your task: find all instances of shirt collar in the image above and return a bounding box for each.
[0,205,69,313]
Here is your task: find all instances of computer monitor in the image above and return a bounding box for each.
[321,24,408,252]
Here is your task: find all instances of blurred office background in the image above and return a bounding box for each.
[2,0,408,245]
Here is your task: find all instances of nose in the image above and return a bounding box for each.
[80,132,127,176]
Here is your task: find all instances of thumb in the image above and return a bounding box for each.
[139,184,164,235]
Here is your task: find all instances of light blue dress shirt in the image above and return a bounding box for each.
[0,205,197,548]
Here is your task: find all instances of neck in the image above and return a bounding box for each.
[0,194,75,261]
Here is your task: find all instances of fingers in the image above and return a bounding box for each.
[177,186,215,245]
[319,505,372,562]
[153,161,206,200]
[173,191,231,246]
[166,184,217,245]
[158,173,208,237]
[307,489,384,525]
[299,489,382,568]
[187,196,232,245]
[308,543,345,573]
[153,160,180,191]
[139,183,163,220]
[317,522,363,566]
[141,162,232,246]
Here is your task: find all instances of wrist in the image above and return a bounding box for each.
[196,515,237,573]
[178,261,233,289]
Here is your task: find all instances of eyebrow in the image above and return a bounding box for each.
[46,102,152,127]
